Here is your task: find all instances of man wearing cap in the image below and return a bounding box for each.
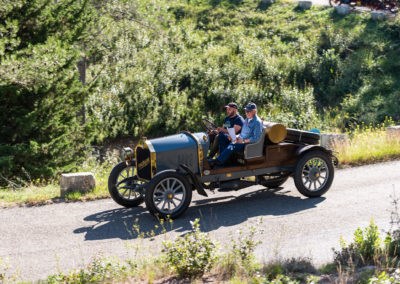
[207,102,244,159]
[209,102,263,167]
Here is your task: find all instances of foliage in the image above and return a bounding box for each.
[336,118,400,166]
[368,269,400,284]
[162,218,219,278]
[0,258,18,283]
[0,0,94,184]
[84,0,400,142]
[333,219,391,267]
[281,257,316,274]
[262,274,300,284]
[44,255,127,283]
[0,151,117,206]
[230,218,264,265]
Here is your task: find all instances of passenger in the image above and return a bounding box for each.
[209,102,263,167]
[207,102,244,159]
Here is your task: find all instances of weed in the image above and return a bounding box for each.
[336,120,400,166]
[162,218,219,278]
[333,219,391,268]
[44,254,127,283]
[264,263,284,280]
[281,257,316,274]
[319,262,337,274]
[230,218,264,266]
[0,258,18,283]
[369,269,400,283]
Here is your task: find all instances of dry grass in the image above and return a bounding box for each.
[0,158,113,208]
[336,126,400,166]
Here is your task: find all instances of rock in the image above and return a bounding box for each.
[336,5,350,15]
[60,172,96,195]
[298,1,312,9]
[387,125,400,140]
[371,11,386,20]
[320,133,348,150]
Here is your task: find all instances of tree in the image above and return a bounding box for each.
[0,0,93,184]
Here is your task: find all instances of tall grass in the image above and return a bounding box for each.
[0,153,117,207]
[337,125,400,166]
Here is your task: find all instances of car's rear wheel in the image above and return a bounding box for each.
[257,172,290,188]
[108,161,145,207]
[294,151,334,197]
[145,171,192,219]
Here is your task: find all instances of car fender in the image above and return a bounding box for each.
[149,169,186,181]
[296,145,332,157]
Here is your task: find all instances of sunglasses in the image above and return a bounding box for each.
[245,110,252,113]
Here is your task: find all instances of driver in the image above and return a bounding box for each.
[209,102,263,167]
[207,102,244,159]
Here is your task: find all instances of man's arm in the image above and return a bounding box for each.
[233,125,242,134]
[248,120,263,143]
[217,126,228,134]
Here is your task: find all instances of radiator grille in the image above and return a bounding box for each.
[136,146,151,181]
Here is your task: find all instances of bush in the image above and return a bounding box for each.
[162,219,218,278]
[368,269,400,284]
[333,219,391,267]
[230,221,263,265]
[46,255,127,283]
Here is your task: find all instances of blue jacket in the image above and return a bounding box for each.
[239,115,263,143]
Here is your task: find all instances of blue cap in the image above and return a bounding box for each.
[244,102,257,111]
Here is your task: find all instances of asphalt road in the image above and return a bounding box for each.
[1,160,399,281]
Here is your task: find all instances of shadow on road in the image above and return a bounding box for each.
[74,187,325,241]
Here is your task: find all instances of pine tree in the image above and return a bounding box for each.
[0,0,93,184]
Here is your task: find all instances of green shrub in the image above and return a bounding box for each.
[282,257,316,274]
[368,269,400,284]
[333,219,391,267]
[45,255,127,284]
[264,263,284,280]
[162,219,218,278]
[227,218,264,274]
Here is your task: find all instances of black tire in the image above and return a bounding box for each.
[145,171,192,219]
[257,173,290,188]
[108,161,145,207]
[294,151,334,197]
[285,128,320,145]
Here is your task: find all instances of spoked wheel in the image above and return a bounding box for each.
[256,172,290,188]
[329,0,342,7]
[294,151,334,197]
[108,161,145,207]
[201,118,217,132]
[145,171,192,219]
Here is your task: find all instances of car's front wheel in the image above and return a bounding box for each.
[108,161,145,207]
[145,171,192,219]
[294,151,334,197]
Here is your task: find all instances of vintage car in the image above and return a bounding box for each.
[108,119,338,219]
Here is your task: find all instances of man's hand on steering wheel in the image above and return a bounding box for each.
[201,118,217,133]
[217,127,225,133]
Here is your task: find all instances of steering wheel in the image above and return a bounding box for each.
[201,118,217,132]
